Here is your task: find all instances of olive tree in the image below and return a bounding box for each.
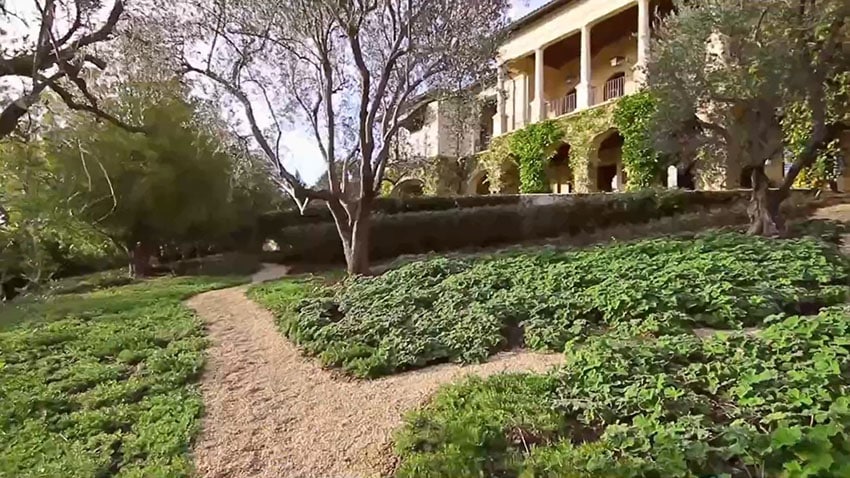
[179,0,509,274]
[649,0,849,235]
[0,0,142,139]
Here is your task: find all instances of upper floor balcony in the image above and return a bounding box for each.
[492,0,672,136]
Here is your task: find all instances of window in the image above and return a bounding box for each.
[604,72,626,101]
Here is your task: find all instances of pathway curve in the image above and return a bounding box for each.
[188,265,562,478]
[811,202,850,255]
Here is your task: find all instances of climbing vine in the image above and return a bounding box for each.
[783,101,842,190]
[478,137,512,194]
[613,91,664,190]
[508,121,564,193]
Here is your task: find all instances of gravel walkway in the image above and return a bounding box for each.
[187,265,562,478]
[812,203,850,254]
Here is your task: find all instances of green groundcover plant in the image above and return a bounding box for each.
[394,307,850,477]
[0,276,243,477]
[250,232,850,378]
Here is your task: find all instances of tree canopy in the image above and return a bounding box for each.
[648,0,850,235]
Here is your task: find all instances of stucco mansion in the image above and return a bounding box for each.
[392,0,850,197]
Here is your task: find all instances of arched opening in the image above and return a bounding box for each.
[500,161,521,194]
[677,164,696,190]
[594,130,625,192]
[475,174,491,195]
[604,72,626,101]
[739,166,754,189]
[548,143,573,194]
[390,178,425,198]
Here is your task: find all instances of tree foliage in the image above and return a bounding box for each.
[0,138,112,290]
[44,82,275,274]
[170,0,510,274]
[0,0,143,140]
[649,0,850,235]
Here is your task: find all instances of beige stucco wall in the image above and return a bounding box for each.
[499,0,636,62]
[542,35,638,111]
[405,102,441,159]
[405,99,485,159]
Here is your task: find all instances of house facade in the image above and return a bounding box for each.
[394,0,848,198]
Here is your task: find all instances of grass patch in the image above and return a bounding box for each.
[394,308,850,477]
[251,232,849,378]
[0,275,244,476]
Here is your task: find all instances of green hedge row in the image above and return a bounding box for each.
[256,195,523,231]
[263,190,812,263]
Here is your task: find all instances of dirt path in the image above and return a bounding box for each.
[811,203,850,254]
[188,265,562,478]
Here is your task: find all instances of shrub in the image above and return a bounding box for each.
[395,308,850,477]
[0,275,244,476]
[251,232,849,378]
[267,190,776,263]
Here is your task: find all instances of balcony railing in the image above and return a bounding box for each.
[547,91,577,118]
[604,76,625,102]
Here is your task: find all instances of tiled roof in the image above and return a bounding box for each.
[508,0,578,33]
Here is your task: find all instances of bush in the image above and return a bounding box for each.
[267,190,774,263]
[0,275,244,476]
[395,308,850,477]
[250,232,849,378]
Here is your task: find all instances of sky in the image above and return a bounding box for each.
[286,0,551,185]
[3,0,550,186]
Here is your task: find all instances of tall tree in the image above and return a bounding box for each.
[0,0,142,139]
[47,81,273,276]
[177,0,509,274]
[649,0,850,235]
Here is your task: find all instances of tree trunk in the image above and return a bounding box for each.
[129,241,154,278]
[328,199,373,276]
[347,209,371,275]
[747,167,784,237]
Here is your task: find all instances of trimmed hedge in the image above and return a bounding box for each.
[263,190,815,263]
[257,195,523,231]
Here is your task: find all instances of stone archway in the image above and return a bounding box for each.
[588,129,626,192]
[547,143,573,194]
[390,178,426,198]
[500,161,520,194]
[467,170,492,195]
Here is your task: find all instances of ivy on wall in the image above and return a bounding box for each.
[554,103,618,192]
[477,138,512,194]
[613,91,664,190]
[508,121,564,193]
[477,103,620,194]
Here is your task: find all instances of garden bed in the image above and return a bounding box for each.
[394,308,850,477]
[0,275,244,476]
[249,232,850,379]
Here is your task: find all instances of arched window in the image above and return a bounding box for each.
[604,72,626,101]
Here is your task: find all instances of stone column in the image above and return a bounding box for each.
[495,65,508,135]
[577,24,592,108]
[534,47,546,121]
[517,74,529,126]
[635,0,651,86]
[667,165,679,189]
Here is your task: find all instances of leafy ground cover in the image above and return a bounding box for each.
[394,308,850,477]
[0,275,244,477]
[250,232,849,378]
